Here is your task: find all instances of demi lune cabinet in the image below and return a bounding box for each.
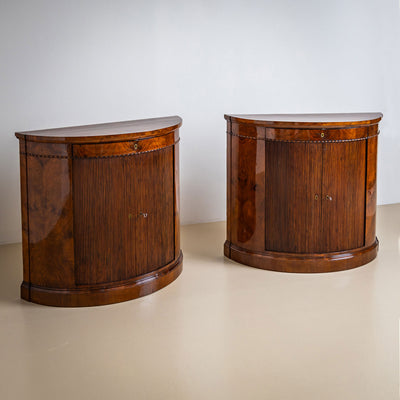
[16,116,182,306]
[224,113,382,273]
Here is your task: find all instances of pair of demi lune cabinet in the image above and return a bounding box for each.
[16,113,381,307]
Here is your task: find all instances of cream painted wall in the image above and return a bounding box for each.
[0,0,399,244]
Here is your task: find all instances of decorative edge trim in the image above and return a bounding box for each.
[20,139,180,159]
[227,132,379,143]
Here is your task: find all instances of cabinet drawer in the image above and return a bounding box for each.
[73,131,176,158]
[265,126,373,142]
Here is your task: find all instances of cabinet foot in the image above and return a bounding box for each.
[21,252,183,307]
[224,241,378,273]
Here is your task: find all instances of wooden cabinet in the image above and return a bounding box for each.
[225,113,382,273]
[16,116,182,306]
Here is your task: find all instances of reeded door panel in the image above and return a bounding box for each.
[320,141,366,252]
[265,141,322,253]
[73,146,174,285]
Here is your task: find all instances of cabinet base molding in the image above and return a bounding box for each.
[21,252,183,307]
[224,241,378,273]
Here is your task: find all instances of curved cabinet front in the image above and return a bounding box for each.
[16,116,182,306]
[224,113,382,273]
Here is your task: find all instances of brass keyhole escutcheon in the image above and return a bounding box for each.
[314,194,319,200]
[321,132,325,138]
[134,143,138,150]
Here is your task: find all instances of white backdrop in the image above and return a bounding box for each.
[0,0,399,244]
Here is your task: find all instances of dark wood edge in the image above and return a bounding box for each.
[224,115,382,129]
[15,121,182,144]
[21,252,183,307]
[173,142,180,258]
[224,240,378,273]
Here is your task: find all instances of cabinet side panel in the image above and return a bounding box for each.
[27,148,75,288]
[230,135,265,251]
[321,141,366,252]
[174,140,180,258]
[226,126,232,244]
[265,141,322,253]
[74,156,136,284]
[135,147,175,274]
[365,135,378,246]
[18,139,30,286]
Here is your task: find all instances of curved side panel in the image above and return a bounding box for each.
[26,143,75,290]
[230,134,265,252]
[365,130,378,246]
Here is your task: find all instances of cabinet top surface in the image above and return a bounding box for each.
[15,116,182,144]
[225,113,383,128]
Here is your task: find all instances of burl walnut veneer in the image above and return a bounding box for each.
[224,113,382,273]
[16,116,182,306]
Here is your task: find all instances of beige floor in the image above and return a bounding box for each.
[0,204,399,399]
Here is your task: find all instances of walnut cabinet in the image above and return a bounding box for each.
[224,113,382,272]
[16,116,182,306]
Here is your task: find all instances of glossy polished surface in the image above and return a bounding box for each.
[225,113,382,128]
[0,204,399,399]
[16,117,182,306]
[15,116,182,143]
[226,113,381,272]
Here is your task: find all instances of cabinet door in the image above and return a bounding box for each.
[320,141,366,252]
[265,141,322,253]
[73,146,174,285]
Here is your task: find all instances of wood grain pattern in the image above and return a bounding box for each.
[27,150,75,288]
[18,139,30,292]
[16,116,182,144]
[264,127,370,142]
[174,140,180,258]
[16,117,182,306]
[264,141,322,253]
[225,240,378,273]
[230,135,265,252]
[73,131,175,158]
[365,131,378,246]
[226,113,382,129]
[226,121,232,252]
[133,147,174,276]
[225,113,382,273]
[321,141,366,252]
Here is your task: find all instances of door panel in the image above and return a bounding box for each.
[265,141,322,253]
[73,147,174,285]
[134,147,174,274]
[321,141,366,252]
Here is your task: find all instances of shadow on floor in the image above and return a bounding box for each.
[181,221,227,262]
[0,243,25,305]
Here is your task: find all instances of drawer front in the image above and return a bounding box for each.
[73,131,176,158]
[265,126,373,142]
